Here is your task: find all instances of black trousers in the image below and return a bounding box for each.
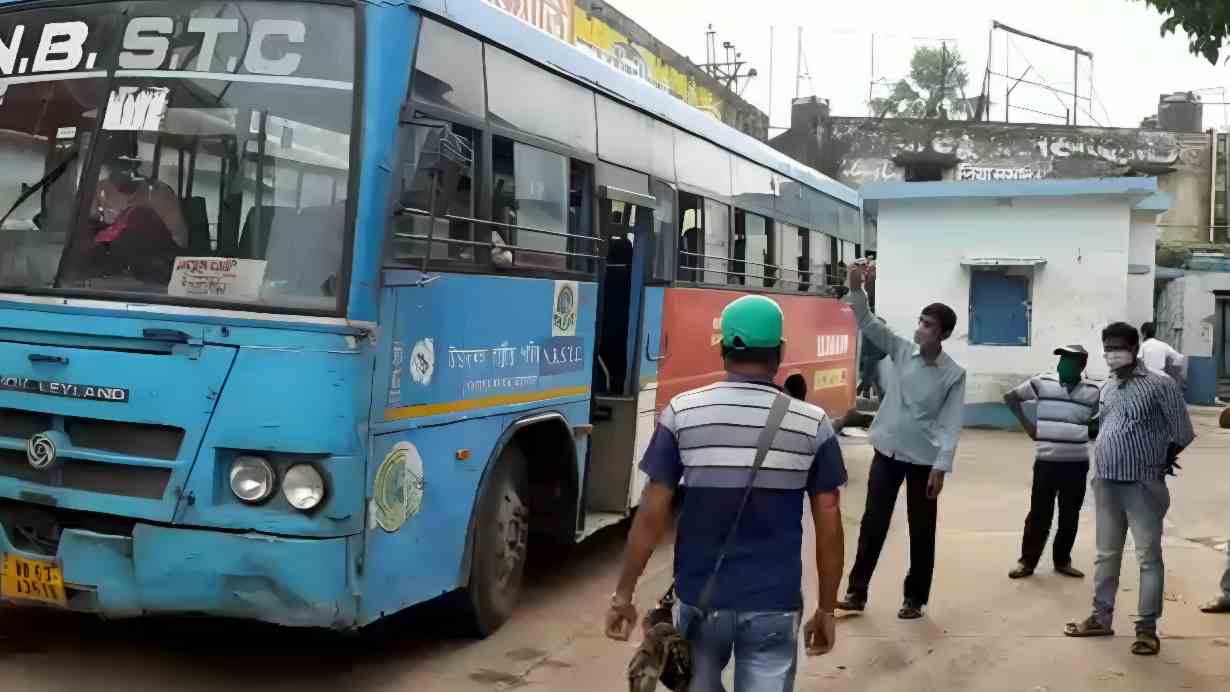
[847,451,938,605]
[1018,460,1089,569]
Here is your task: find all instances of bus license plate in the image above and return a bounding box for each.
[1,554,66,606]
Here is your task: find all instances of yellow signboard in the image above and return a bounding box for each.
[485,1,733,126]
[813,368,848,391]
[485,0,574,44]
[573,7,725,120]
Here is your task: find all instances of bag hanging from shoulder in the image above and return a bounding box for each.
[626,392,792,692]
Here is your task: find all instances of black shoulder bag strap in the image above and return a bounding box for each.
[694,392,792,613]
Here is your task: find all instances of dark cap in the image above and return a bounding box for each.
[1053,345,1088,357]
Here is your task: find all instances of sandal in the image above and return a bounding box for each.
[1064,615,1114,637]
[1131,631,1161,656]
[1200,597,1230,614]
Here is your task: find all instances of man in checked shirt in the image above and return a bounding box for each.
[1063,322,1195,657]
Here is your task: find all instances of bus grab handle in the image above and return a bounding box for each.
[646,332,669,362]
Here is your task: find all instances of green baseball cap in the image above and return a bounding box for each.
[720,295,784,349]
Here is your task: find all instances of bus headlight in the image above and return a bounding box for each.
[230,455,275,504]
[282,464,326,511]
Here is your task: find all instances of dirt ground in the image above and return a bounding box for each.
[0,411,1228,691]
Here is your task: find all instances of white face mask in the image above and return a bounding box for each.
[1104,351,1134,370]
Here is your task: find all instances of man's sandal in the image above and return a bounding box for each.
[1064,616,1113,637]
[1200,598,1230,614]
[1131,631,1161,656]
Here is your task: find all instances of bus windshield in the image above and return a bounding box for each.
[0,2,354,313]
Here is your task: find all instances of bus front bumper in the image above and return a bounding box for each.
[0,522,359,629]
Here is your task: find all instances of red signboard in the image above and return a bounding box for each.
[655,288,858,417]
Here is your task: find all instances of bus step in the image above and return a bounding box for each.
[577,511,626,541]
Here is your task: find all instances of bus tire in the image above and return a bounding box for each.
[463,444,530,636]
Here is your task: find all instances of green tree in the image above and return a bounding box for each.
[870,45,970,119]
[1139,0,1230,64]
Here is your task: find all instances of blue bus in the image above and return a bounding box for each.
[0,0,862,632]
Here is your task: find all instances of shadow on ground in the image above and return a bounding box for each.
[0,523,630,691]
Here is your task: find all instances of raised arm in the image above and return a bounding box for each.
[843,265,914,362]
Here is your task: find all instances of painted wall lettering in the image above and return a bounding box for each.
[957,164,1040,181]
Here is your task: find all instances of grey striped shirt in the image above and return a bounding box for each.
[663,380,839,490]
[1094,363,1195,481]
[1011,374,1100,462]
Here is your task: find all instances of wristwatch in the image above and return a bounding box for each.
[609,591,633,609]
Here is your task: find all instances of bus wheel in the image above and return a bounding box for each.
[463,444,530,636]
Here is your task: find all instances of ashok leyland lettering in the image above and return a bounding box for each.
[0,0,860,633]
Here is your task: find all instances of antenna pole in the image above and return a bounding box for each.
[768,25,775,125]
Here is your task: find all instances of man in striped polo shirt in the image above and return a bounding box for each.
[1064,322,1194,657]
[605,295,848,692]
[1004,345,1100,580]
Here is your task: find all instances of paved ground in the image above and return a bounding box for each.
[1,410,1229,691]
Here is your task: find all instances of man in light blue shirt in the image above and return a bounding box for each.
[836,262,967,619]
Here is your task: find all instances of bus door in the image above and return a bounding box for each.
[583,181,657,529]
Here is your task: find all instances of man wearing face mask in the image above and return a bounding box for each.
[1064,323,1194,658]
[836,261,967,620]
[1003,346,1101,580]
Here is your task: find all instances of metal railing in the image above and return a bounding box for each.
[678,250,846,293]
[394,207,603,269]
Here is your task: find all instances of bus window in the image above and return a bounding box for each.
[780,223,808,291]
[702,199,730,285]
[412,19,486,117]
[843,240,858,264]
[810,230,833,292]
[826,238,857,289]
[651,181,675,282]
[732,210,775,288]
[392,117,479,265]
[486,47,597,157]
[568,160,596,274]
[677,191,703,282]
[492,137,569,272]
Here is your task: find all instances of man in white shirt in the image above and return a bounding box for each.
[1138,322,1185,386]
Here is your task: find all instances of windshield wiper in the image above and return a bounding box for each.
[0,148,79,231]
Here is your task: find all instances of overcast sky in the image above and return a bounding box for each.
[611,0,1230,132]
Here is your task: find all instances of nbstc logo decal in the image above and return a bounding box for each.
[552,281,578,337]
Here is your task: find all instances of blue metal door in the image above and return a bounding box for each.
[970,271,1030,346]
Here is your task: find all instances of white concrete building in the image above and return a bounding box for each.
[1154,256,1230,402]
[863,178,1166,428]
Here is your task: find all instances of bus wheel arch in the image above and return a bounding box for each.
[458,412,578,635]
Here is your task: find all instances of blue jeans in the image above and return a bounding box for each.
[1091,477,1170,633]
[674,601,801,692]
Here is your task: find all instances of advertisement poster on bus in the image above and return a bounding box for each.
[655,287,857,416]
